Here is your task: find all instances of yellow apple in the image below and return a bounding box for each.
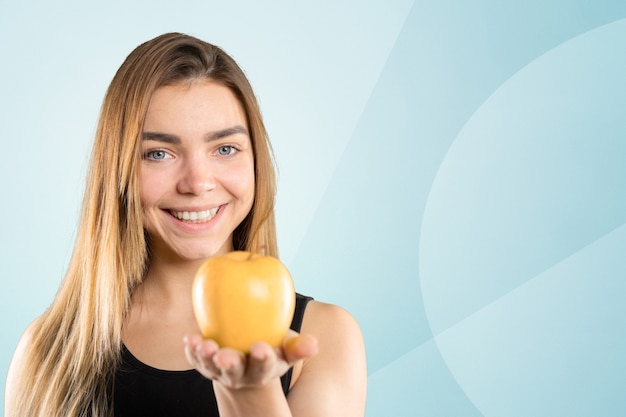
[192,251,296,352]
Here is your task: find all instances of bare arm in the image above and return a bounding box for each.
[287,301,367,416]
[184,301,367,417]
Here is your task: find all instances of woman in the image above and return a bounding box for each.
[5,32,367,417]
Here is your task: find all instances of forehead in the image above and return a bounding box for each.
[144,81,247,133]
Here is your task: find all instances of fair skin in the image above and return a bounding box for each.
[125,80,367,416]
[4,80,367,417]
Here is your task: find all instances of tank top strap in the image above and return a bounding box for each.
[281,292,314,393]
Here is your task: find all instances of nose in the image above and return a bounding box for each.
[177,155,216,195]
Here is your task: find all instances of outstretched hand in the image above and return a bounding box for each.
[184,330,318,390]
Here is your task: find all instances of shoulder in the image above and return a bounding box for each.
[302,300,362,340]
[300,301,365,372]
[7,318,39,376]
[5,319,40,416]
[288,300,367,416]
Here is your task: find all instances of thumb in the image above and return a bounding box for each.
[282,332,319,364]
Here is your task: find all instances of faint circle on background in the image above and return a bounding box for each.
[419,18,626,417]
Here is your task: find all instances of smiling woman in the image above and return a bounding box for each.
[4,32,366,417]
[140,82,256,262]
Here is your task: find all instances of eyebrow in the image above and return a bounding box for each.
[142,125,249,144]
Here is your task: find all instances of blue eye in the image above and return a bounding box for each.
[144,150,170,160]
[217,146,237,156]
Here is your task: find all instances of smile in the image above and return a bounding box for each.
[169,207,219,222]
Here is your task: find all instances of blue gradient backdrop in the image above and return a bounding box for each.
[1,1,625,415]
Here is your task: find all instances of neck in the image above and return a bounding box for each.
[136,236,235,310]
[139,256,205,308]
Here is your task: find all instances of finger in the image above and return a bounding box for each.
[213,348,246,386]
[184,334,204,350]
[247,342,277,383]
[185,336,222,377]
[183,334,205,366]
[197,339,220,358]
[197,340,221,374]
[283,333,319,364]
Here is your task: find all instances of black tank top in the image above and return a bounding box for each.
[112,293,313,416]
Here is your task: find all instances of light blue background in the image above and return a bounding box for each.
[1,1,625,415]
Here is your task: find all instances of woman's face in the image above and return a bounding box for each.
[140,80,255,262]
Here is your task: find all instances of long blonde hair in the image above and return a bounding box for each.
[12,33,278,417]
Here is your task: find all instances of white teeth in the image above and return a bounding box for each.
[171,207,218,222]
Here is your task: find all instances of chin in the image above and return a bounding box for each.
[177,244,232,262]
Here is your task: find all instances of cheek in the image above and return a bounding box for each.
[225,159,256,204]
[139,170,164,208]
